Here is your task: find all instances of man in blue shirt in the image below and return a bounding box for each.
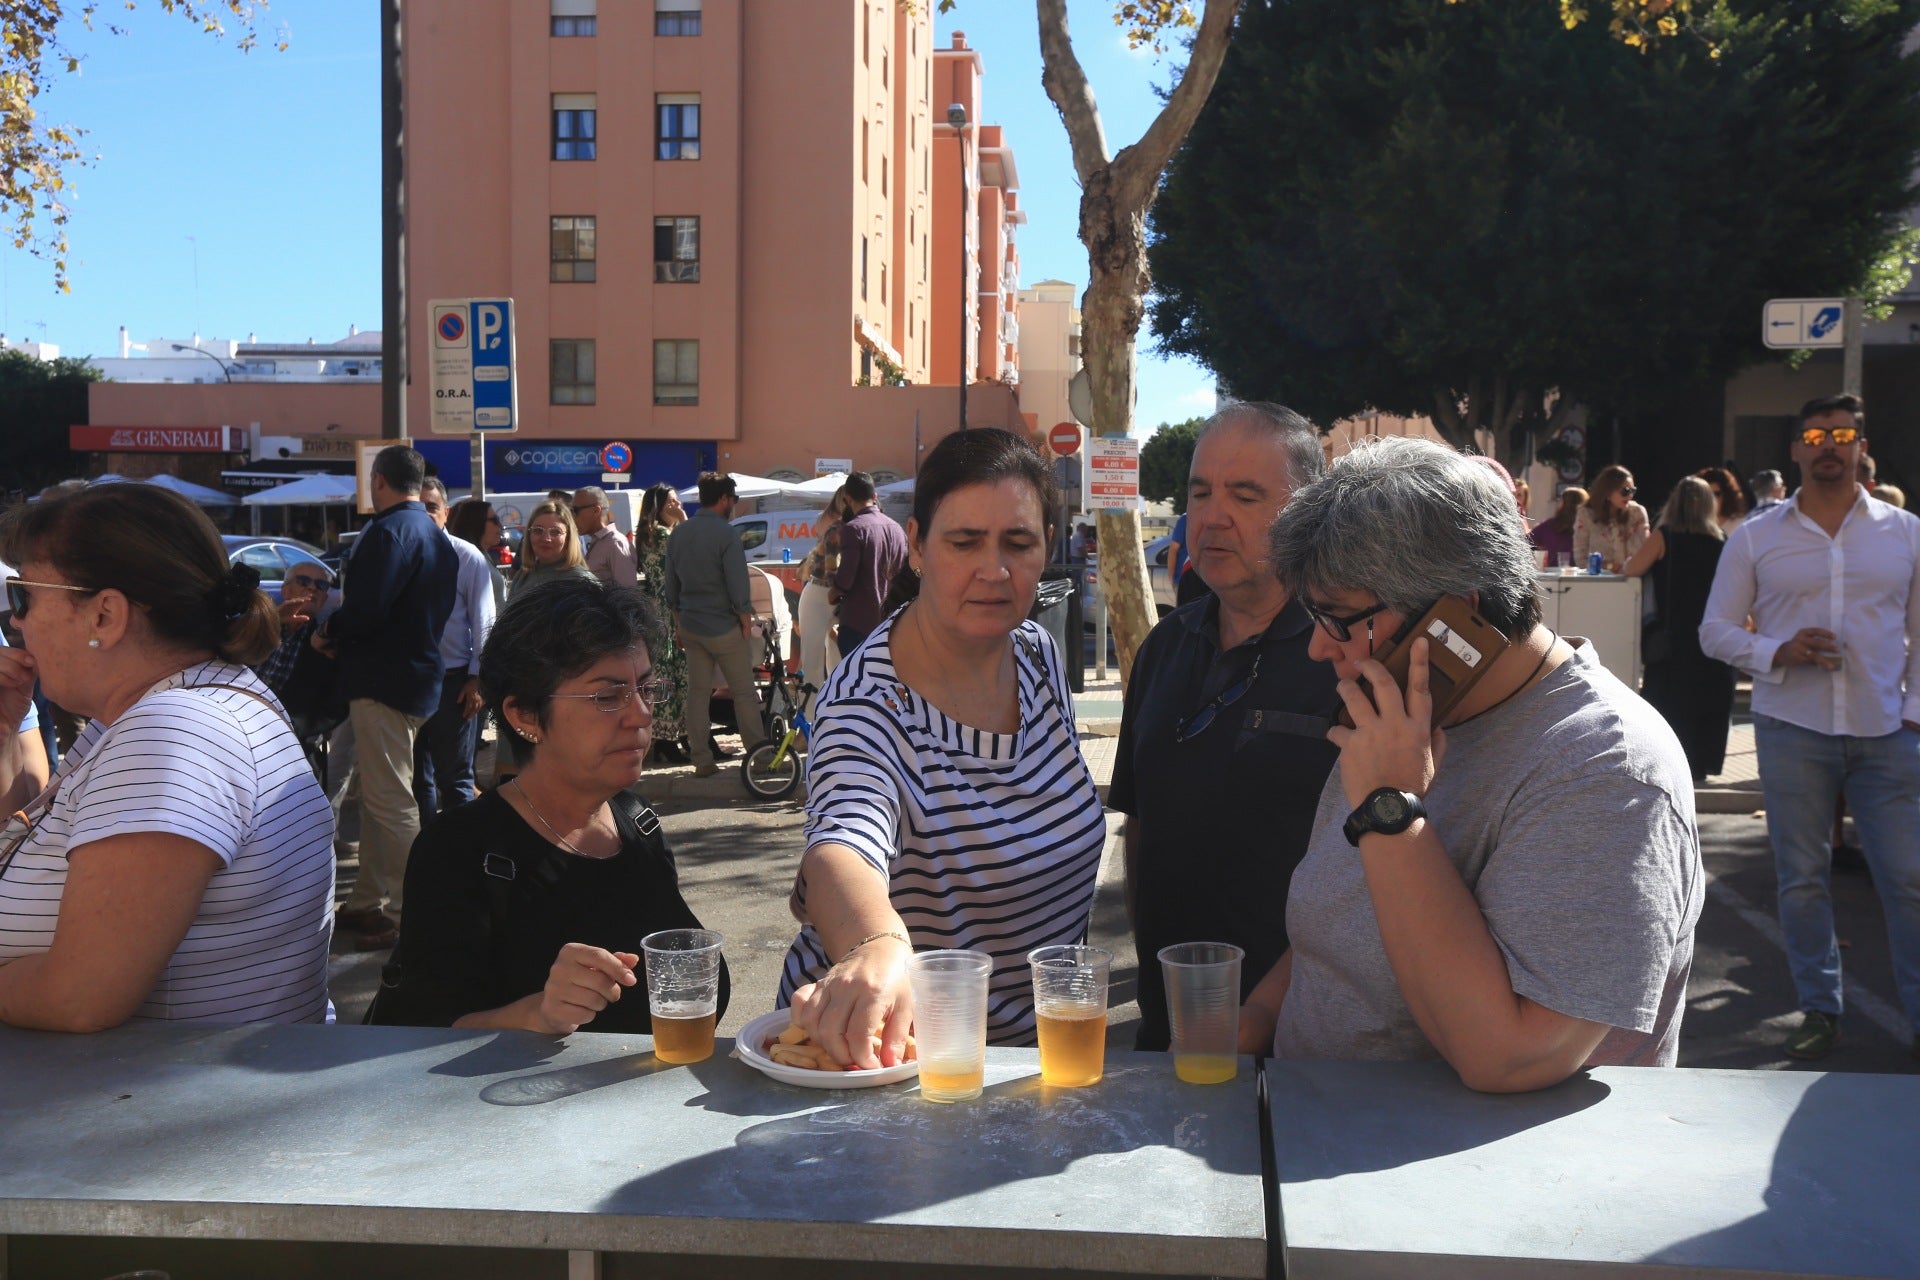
[318,447,458,949]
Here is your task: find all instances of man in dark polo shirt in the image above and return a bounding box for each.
[831,470,908,655]
[1110,402,1339,1051]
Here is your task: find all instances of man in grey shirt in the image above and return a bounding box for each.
[1248,437,1702,1091]
[664,472,767,776]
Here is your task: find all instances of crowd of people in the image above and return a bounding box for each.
[0,406,1912,1082]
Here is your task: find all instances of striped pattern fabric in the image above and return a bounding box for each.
[0,661,335,1023]
[778,614,1106,1045]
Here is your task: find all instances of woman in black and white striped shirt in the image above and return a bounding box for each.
[0,485,335,1030]
[780,429,1105,1068]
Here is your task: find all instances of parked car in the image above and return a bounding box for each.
[222,536,334,605]
[1084,534,1178,619]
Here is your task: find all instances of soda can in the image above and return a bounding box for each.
[782,547,792,564]
[1587,552,1604,575]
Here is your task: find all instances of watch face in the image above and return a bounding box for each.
[1374,792,1408,823]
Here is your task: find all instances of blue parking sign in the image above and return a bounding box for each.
[428,297,519,434]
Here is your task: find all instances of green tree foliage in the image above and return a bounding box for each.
[1139,417,1204,512]
[1,2,279,292]
[1147,0,1920,461]
[0,347,100,496]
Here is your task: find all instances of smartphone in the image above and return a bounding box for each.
[1337,596,1512,729]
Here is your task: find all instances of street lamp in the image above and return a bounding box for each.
[171,343,232,383]
[948,102,970,432]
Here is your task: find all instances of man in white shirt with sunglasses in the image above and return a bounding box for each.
[1701,393,1920,1064]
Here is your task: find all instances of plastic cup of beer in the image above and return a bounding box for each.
[1158,941,1244,1085]
[907,949,993,1103]
[640,928,724,1064]
[1029,944,1112,1087]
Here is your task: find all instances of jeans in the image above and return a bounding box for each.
[413,671,480,820]
[1752,713,1920,1031]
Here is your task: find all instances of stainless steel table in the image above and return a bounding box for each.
[1270,1059,1920,1279]
[0,1023,1267,1279]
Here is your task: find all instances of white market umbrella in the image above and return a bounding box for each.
[786,471,849,498]
[878,477,916,496]
[88,472,238,507]
[241,474,360,506]
[674,472,805,504]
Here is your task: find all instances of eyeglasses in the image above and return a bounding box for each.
[288,573,330,592]
[1301,597,1393,643]
[5,579,95,620]
[548,678,673,714]
[1176,654,1261,742]
[1800,426,1861,447]
[1619,486,1637,497]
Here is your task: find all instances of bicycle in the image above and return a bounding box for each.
[741,680,816,800]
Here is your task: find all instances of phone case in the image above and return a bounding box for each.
[1337,599,1511,729]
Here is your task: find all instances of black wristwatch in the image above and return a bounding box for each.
[1343,788,1427,847]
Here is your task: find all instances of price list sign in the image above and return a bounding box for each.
[1087,437,1142,512]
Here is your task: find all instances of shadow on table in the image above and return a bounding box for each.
[598,1059,1257,1223]
[1268,1059,1613,1178]
[1641,1071,1920,1275]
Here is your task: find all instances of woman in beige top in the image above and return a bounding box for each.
[1572,465,1650,571]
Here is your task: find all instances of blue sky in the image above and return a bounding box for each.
[9,0,1211,436]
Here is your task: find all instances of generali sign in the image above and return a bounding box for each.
[70,425,239,453]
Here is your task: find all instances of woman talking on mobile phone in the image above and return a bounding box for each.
[1241,438,1704,1093]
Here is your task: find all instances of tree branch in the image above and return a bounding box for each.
[1036,0,1111,185]
[1109,0,1243,208]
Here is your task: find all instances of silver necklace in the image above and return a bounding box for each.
[508,778,597,857]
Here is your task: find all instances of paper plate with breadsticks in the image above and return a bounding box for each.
[732,1009,921,1089]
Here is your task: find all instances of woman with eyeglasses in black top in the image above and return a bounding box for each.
[367,576,725,1035]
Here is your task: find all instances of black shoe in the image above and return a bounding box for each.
[650,738,690,765]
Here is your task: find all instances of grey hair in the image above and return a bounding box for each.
[1197,400,1326,490]
[1657,477,1724,541]
[419,476,449,504]
[1749,469,1784,498]
[574,484,609,505]
[1268,436,1542,637]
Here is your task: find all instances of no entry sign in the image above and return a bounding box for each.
[1048,422,1082,457]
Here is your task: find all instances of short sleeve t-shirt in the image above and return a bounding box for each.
[777,613,1107,1045]
[0,661,336,1024]
[1274,642,1703,1067]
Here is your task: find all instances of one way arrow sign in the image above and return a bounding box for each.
[1764,298,1846,350]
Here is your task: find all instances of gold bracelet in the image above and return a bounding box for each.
[839,930,910,963]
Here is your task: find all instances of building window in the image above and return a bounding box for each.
[863,2,870,64]
[861,235,868,301]
[881,155,888,197]
[654,340,699,405]
[655,0,701,36]
[654,216,700,282]
[861,348,874,383]
[881,264,887,306]
[551,339,596,404]
[657,94,700,160]
[553,95,596,161]
[551,0,596,36]
[551,216,597,282]
[861,118,869,184]
[883,53,889,89]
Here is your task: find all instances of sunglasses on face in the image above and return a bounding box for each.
[1800,426,1861,447]
[288,574,330,592]
[1301,597,1393,643]
[1619,486,1637,497]
[5,579,95,620]
[547,678,673,714]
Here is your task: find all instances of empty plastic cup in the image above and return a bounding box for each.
[1029,944,1111,1087]
[908,949,993,1102]
[640,928,724,1064]
[1158,941,1244,1084]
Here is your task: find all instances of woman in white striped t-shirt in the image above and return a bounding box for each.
[0,485,335,1030]
[780,429,1106,1068]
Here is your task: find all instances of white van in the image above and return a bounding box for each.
[730,509,825,600]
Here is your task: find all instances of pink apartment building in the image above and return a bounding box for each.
[402,2,1028,493]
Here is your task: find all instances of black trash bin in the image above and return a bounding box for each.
[1032,570,1084,693]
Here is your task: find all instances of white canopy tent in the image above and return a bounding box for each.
[785,472,848,499]
[674,472,806,504]
[878,477,916,496]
